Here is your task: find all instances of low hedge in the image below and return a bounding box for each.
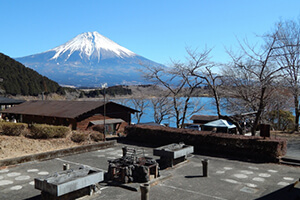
[125,125,287,162]
[0,122,28,136]
[27,124,70,139]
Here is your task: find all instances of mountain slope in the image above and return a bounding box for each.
[16,32,161,87]
[0,53,61,96]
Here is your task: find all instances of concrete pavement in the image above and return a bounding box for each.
[286,136,300,158]
[0,140,299,200]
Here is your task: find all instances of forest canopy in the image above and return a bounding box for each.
[0,53,61,96]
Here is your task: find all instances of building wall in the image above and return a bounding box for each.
[105,104,132,123]
[76,103,132,130]
[104,104,131,133]
[22,114,76,129]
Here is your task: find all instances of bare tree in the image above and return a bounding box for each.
[150,96,173,124]
[143,49,207,128]
[130,97,149,124]
[263,86,293,114]
[272,19,300,132]
[186,48,221,114]
[187,47,245,134]
[224,32,285,136]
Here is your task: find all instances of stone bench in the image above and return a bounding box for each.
[153,143,194,168]
[34,166,104,199]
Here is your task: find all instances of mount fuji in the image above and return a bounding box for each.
[16,31,162,87]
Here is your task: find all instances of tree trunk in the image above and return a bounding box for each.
[251,87,266,136]
[213,90,221,117]
[180,96,191,128]
[173,97,181,128]
[294,95,299,132]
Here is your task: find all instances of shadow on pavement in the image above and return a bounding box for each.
[24,195,41,200]
[184,175,205,178]
[255,182,300,200]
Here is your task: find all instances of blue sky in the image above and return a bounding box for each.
[1,0,300,66]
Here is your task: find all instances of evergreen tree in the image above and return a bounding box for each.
[0,53,62,96]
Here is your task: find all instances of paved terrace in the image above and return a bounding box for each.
[0,140,299,200]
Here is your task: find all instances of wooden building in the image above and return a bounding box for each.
[0,96,25,111]
[1,100,138,132]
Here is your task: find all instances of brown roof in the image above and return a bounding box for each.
[1,100,138,119]
[190,115,219,121]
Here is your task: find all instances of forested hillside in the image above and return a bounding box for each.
[0,53,61,96]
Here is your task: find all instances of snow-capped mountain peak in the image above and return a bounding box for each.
[49,31,136,61]
[16,31,162,87]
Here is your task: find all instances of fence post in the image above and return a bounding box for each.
[140,183,150,200]
[201,159,209,177]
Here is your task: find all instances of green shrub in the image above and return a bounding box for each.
[90,132,104,142]
[266,110,295,131]
[71,132,87,143]
[1,122,28,136]
[27,124,70,139]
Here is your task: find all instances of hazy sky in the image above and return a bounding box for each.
[1,0,300,65]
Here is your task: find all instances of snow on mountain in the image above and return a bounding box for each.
[49,31,136,61]
[16,32,162,87]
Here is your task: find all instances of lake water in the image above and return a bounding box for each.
[114,97,225,127]
[114,96,297,127]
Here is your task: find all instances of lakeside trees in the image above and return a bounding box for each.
[272,19,300,132]
[224,29,285,135]
[130,97,149,124]
[143,50,207,128]
[142,18,300,133]
[150,96,173,124]
[186,48,246,134]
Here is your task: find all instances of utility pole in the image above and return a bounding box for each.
[102,83,107,141]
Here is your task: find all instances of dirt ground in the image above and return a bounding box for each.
[0,133,98,160]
